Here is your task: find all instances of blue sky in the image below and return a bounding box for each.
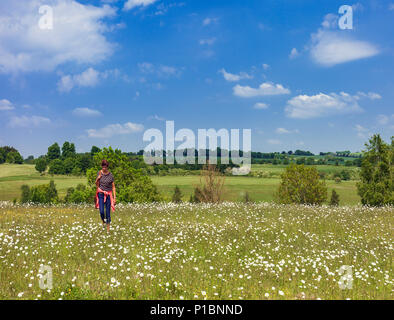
[0,0,393,157]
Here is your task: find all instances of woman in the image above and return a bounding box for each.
[95,160,116,233]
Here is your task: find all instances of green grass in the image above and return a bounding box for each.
[0,164,361,205]
[0,164,86,201]
[0,202,392,300]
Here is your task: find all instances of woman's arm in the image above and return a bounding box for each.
[95,171,102,188]
[112,182,116,204]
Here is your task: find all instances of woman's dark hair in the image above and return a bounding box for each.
[101,160,109,167]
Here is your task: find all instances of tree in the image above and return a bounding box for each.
[62,142,76,159]
[91,146,101,156]
[63,157,75,174]
[35,158,47,174]
[330,189,340,206]
[172,186,182,203]
[47,143,61,161]
[276,164,327,205]
[29,180,59,204]
[48,159,65,175]
[357,134,393,206]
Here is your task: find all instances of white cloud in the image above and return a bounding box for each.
[289,48,299,59]
[390,3,394,10]
[72,107,102,117]
[355,124,369,138]
[356,91,382,100]
[124,0,157,11]
[57,68,100,92]
[233,82,290,98]
[199,38,216,45]
[377,114,394,127]
[0,1,116,73]
[203,17,218,26]
[219,69,252,82]
[9,115,51,128]
[86,122,144,138]
[308,14,379,66]
[262,64,270,70]
[267,139,281,145]
[138,62,181,78]
[0,99,14,110]
[276,128,298,135]
[254,102,269,110]
[285,92,363,119]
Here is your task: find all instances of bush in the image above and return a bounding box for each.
[20,185,31,203]
[335,177,341,184]
[330,189,340,206]
[64,184,94,204]
[28,180,59,204]
[172,186,182,203]
[192,164,225,203]
[276,164,327,205]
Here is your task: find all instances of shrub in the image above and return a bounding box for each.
[172,186,182,203]
[29,180,59,204]
[64,184,94,204]
[193,163,225,203]
[335,177,341,184]
[20,185,31,203]
[330,189,340,206]
[276,164,327,205]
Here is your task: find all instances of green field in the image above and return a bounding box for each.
[0,202,392,300]
[0,163,361,205]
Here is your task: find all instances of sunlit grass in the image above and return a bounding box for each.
[0,202,392,300]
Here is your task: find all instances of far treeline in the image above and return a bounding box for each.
[13,134,394,207]
[2,142,363,177]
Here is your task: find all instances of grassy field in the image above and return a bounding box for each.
[0,164,361,205]
[0,202,392,300]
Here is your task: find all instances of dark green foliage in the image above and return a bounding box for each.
[276,164,327,205]
[62,142,76,159]
[172,186,182,203]
[90,146,101,156]
[357,135,393,206]
[64,184,94,204]
[63,157,75,174]
[20,185,31,203]
[47,143,61,161]
[330,189,340,206]
[35,158,47,174]
[48,159,65,175]
[5,151,23,164]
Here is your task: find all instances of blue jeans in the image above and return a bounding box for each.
[98,192,111,224]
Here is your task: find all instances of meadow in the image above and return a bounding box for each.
[0,164,360,205]
[0,202,392,300]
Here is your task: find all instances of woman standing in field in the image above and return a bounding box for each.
[95,160,116,233]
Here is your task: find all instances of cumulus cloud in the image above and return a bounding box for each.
[233,82,290,98]
[289,48,299,59]
[124,0,157,11]
[285,92,365,119]
[86,122,144,138]
[0,1,116,73]
[203,17,218,26]
[57,68,121,92]
[355,124,370,138]
[276,128,299,134]
[72,107,102,117]
[9,115,51,128]
[219,69,252,82]
[308,14,379,66]
[262,64,270,70]
[254,102,269,110]
[0,99,14,110]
